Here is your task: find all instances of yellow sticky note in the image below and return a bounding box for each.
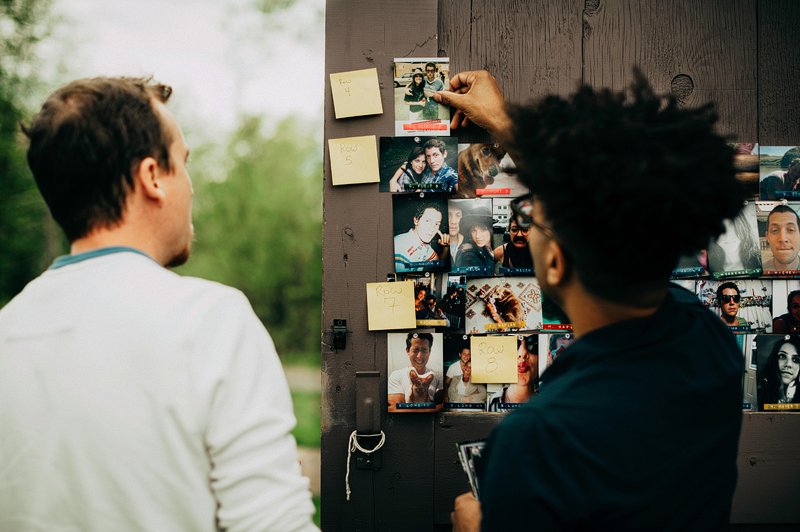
[470,336,518,384]
[328,136,379,186]
[330,68,383,118]
[366,281,416,331]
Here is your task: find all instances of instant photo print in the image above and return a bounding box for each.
[771,280,800,334]
[393,193,449,274]
[740,334,757,411]
[540,333,576,373]
[757,201,800,276]
[541,293,572,332]
[455,144,525,198]
[464,277,542,334]
[440,275,467,331]
[754,334,800,411]
[731,142,759,199]
[672,251,709,279]
[483,334,541,410]
[387,331,444,413]
[696,279,772,334]
[449,198,495,277]
[759,146,800,200]
[707,201,761,279]
[456,440,486,499]
[443,333,487,411]
[492,199,535,277]
[393,57,450,136]
[404,273,449,328]
[380,136,459,193]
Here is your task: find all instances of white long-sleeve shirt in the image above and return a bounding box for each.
[0,248,317,531]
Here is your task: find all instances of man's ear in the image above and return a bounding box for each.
[544,239,569,286]
[134,156,166,203]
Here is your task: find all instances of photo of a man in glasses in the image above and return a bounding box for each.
[437,71,747,530]
[716,281,749,328]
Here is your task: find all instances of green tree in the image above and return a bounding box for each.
[0,0,64,306]
[179,115,322,357]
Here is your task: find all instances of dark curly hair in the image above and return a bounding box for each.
[508,70,746,305]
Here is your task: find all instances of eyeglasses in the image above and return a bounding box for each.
[720,295,741,304]
[510,193,554,238]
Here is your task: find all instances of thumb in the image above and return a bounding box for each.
[433,90,464,106]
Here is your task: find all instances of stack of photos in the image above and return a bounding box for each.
[456,440,486,499]
[377,86,800,413]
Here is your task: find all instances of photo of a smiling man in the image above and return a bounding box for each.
[760,202,800,274]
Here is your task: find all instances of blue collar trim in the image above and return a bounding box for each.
[49,246,155,270]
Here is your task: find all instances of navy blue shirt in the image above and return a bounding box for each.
[479,286,743,531]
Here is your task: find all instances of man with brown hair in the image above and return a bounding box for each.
[0,78,317,531]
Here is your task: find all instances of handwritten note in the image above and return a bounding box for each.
[366,281,416,331]
[328,136,379,186]
[330,68,383,118]
[470,336,517,384]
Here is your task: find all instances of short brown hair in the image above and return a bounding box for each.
[23,77,173,241]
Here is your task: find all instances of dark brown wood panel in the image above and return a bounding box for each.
[758,0,800,144]
[322,1,439,529]
[733,413,800,523]
[583,0,757,140]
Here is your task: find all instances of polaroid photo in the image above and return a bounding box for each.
[455,144,525,198]
[393,57,450,136]
[759,146,800,200]
[731,142,759,199]
[402,272,449,329]
[380,136,459,193]
[465,277,542,334]
[444,333,487,411]
[479,333,540,413]
[696,279,773,334]
[671,279,697,293]
[393,193,449,274]
[387,330,444,413]
[456,440,487,499]
[440,274,467,331]
[449,198,496,277]
[770,280,800,334]
[671,251,709,279]
[708,201,761,278]
[491,198,535,277]
[539,333,576,377]
[757,201,800,276]
[754,334,800,411]
[740,334,757,411]
[541,293,572,332]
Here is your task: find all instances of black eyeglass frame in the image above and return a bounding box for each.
[510,193,555,238]
[719,294,741,304]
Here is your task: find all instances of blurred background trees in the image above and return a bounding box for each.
[0,0,323,360]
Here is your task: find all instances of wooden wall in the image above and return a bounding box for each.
[322,1,800,529]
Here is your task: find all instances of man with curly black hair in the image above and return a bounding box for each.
[436,71,746,531]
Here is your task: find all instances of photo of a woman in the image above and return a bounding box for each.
[454,215,495,276]
[404,68,427,121]
[487,335,539,411]
[757,335,800,410]
[707,202,762,275]
[388,146,427,192]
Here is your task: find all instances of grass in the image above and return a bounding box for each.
[313,496,321,527]
[291,390,321,448]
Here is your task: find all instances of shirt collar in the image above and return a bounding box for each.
[49,246,156,270]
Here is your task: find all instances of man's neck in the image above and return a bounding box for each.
[71,227,162,265]
[560,284,665,338]
[775,256,800,270]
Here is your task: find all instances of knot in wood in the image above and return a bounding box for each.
[670,74,694,103]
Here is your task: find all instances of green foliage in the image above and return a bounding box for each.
[0,0,65,307]
[179,115,322,357]
[291,390,321,448]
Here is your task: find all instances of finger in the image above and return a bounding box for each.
[450,109,463,130]
[461,115,471,128]
[447,70,482,92]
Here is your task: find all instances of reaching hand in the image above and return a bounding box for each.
[432,70,511,137]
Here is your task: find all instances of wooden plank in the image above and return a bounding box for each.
[733,413,800,523]
[758,0,800,144]
[583,0,757,140]
[322,0,439,529]
[433,413,503,525]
